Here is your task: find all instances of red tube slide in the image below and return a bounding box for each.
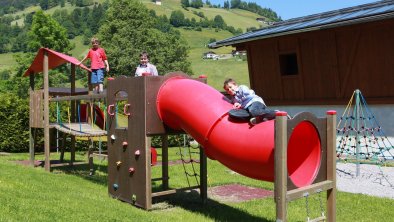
[156,77,321,187]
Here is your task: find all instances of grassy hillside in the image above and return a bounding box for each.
[178,28,249,89]
[3,0,256,89]
[141,0,263,32]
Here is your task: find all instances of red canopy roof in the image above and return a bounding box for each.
[23,48,91,77]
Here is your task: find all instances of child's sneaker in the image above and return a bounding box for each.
[250,116,263,125]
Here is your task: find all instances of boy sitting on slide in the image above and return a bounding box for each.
[223,78,276,125]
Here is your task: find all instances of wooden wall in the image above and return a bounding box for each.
[243,18,394,105]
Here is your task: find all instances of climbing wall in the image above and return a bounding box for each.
[107,76,152,209]
[106,73,207,209]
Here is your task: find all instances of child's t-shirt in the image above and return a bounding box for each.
[87,48,107,70]
[231,85,265,108]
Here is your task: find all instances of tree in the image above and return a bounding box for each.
[170,10,185,27]
[230,0,241,8]
[213,15,226,29]
[223,1,229,9]
[98,0,191,76]
[0,93,30,152]
[181,0,189,7]
[28,10,73,53]
[190,0,203,9]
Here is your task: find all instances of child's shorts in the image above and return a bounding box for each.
[91,68,105,84]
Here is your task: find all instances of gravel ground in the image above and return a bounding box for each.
[336,162,394,199]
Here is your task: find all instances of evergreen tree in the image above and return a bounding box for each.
[223,1,229,9]
[28,10,72,52]
[213,15,226,29]
[190,0,203,9]
[99,0,191,76]
[230,0,241,8]
[170,10,185,27]
[181,0,189,7]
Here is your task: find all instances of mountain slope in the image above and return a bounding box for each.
[141,0,265,31]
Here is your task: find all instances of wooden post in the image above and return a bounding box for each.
[275,111,288,222]
[29,74,35,166]
[88,137,94,175]
[43,51,50,171]
[145,136,152,209]
[199,146,208,203]
[70,64,76,165]
[60,132,66,162]
[161,134,169,190]
[326,111,337,222]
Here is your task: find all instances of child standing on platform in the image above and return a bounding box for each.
[78,37,109,94]
[135,51,158,76]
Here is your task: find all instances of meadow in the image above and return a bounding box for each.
[0,149,393,221]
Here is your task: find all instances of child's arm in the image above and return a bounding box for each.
[78,54,88,66]
[104,59,109,72]
[233,102,241,109]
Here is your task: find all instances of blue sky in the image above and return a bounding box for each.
[209,0,378,20]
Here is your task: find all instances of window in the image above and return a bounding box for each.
[279,53,299,76]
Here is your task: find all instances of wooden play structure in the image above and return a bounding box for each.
[24,48,336,221]
[106,73,208,209]
[25,48,107,172]
[275,111,336,222]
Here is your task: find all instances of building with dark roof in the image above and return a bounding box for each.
[210,0,394,136]
[210,0,394,105]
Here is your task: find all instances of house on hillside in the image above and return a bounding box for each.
[209,0,394,135]
[155,0,162,5]
[203,51,219,60]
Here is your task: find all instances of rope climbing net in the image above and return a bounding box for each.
[336,90,394,164]
[177,135,200,187]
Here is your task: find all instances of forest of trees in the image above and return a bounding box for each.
[0,0,194,152]
[0,0,282,152]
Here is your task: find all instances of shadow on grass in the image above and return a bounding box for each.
[153,190,273,222]
[49,159,272,221]
[51,162,108,186]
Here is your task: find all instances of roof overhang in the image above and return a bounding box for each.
[209,2,394,49]
[23,48,90,77]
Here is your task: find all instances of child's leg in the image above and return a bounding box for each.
[97,68,105,93]
[91,70,98,93]
[247,102,275,125]
[247,102,266,117]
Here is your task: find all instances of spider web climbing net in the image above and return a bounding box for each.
[336,90,394,164]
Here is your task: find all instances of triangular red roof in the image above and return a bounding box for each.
[23,48,91,77]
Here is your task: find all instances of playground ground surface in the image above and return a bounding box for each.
[1,150,393,221]
[11,154,394,201]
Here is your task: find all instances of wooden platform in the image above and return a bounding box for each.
[50,123,107,137]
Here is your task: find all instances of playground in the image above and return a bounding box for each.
[1,47,392,221]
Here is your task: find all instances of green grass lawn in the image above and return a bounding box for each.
[0,150,393,221]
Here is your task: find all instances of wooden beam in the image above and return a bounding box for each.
[43,51,50,171]
[286,180,334,201]
[151,186,201,197]
[274,112,288,221]
[200,146,208,203]
[326,111,337,222]
[49,93,106,102]
[161,135,169,190]
[29,73,35,167]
